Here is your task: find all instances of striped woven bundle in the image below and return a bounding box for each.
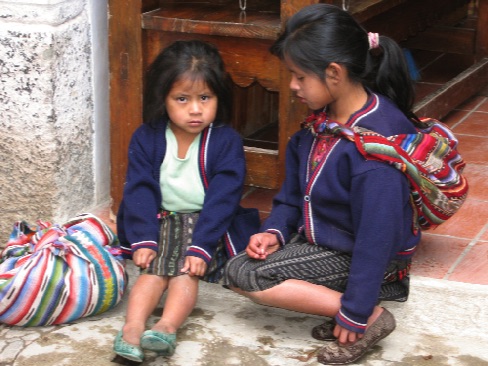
[346,117,468,231]
[0,213,127,326]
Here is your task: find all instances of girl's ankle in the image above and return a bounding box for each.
[366,306,383,329]
[122,324,145,344]
[152,323,177,334]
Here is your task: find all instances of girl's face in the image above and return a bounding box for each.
[165,77,217,137]
[286,59,332,111]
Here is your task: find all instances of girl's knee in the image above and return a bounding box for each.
[136,273,167,286]
[225,254,279,292]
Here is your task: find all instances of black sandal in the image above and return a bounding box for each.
[311,318,337,341]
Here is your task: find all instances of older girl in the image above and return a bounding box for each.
[224,4,420,365]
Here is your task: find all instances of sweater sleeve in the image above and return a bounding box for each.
[185,127,247,264]
[260,132,305,243]
[116,125,163,258]
[335,164,412,333]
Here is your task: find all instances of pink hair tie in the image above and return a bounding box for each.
[368,32,380,50]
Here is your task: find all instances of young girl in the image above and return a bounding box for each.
[114,40,260,362]
[224,4,421,365]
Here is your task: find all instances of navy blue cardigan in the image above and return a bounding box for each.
[117,120,260,264]
[263,93,421,333]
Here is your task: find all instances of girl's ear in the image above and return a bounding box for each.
[324,62,343,82]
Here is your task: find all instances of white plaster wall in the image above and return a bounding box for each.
[0,0,109,241]
[88,0,110,206]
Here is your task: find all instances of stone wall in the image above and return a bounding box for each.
[0,0,104,242]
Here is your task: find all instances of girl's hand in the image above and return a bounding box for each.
[133,248,157,269]
[246,233,280,260]
[181,256,207,277]
[333,324,364,346]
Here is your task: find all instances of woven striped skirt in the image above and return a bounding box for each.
[223,235,410,302]
[142,211,226,283]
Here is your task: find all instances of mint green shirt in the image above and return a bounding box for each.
[160,127,205,212]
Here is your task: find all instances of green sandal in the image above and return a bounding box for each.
[113,331,144,363]
[140,330,177,356]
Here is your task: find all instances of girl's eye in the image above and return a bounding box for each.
[292,73,304,82]
[201,95,211,101]
[177,97,187,102]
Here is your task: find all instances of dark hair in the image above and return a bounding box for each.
[270,4,415,119]
[143,40,233,125]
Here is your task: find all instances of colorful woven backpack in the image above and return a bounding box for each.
[305,114,469,232]
[339,117,468,232]
[0,213,127,326]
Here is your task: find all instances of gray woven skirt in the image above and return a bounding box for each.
[142,211,227,283]
[223,235,411,302]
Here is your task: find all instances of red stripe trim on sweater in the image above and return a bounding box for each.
[337,311,367,331]
[187,246,211,261]
[199,127,210,190]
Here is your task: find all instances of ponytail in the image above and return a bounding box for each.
[364,36,416,119]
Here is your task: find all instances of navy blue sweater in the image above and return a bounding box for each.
[263,93,421,333]
[117,120,260,264]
